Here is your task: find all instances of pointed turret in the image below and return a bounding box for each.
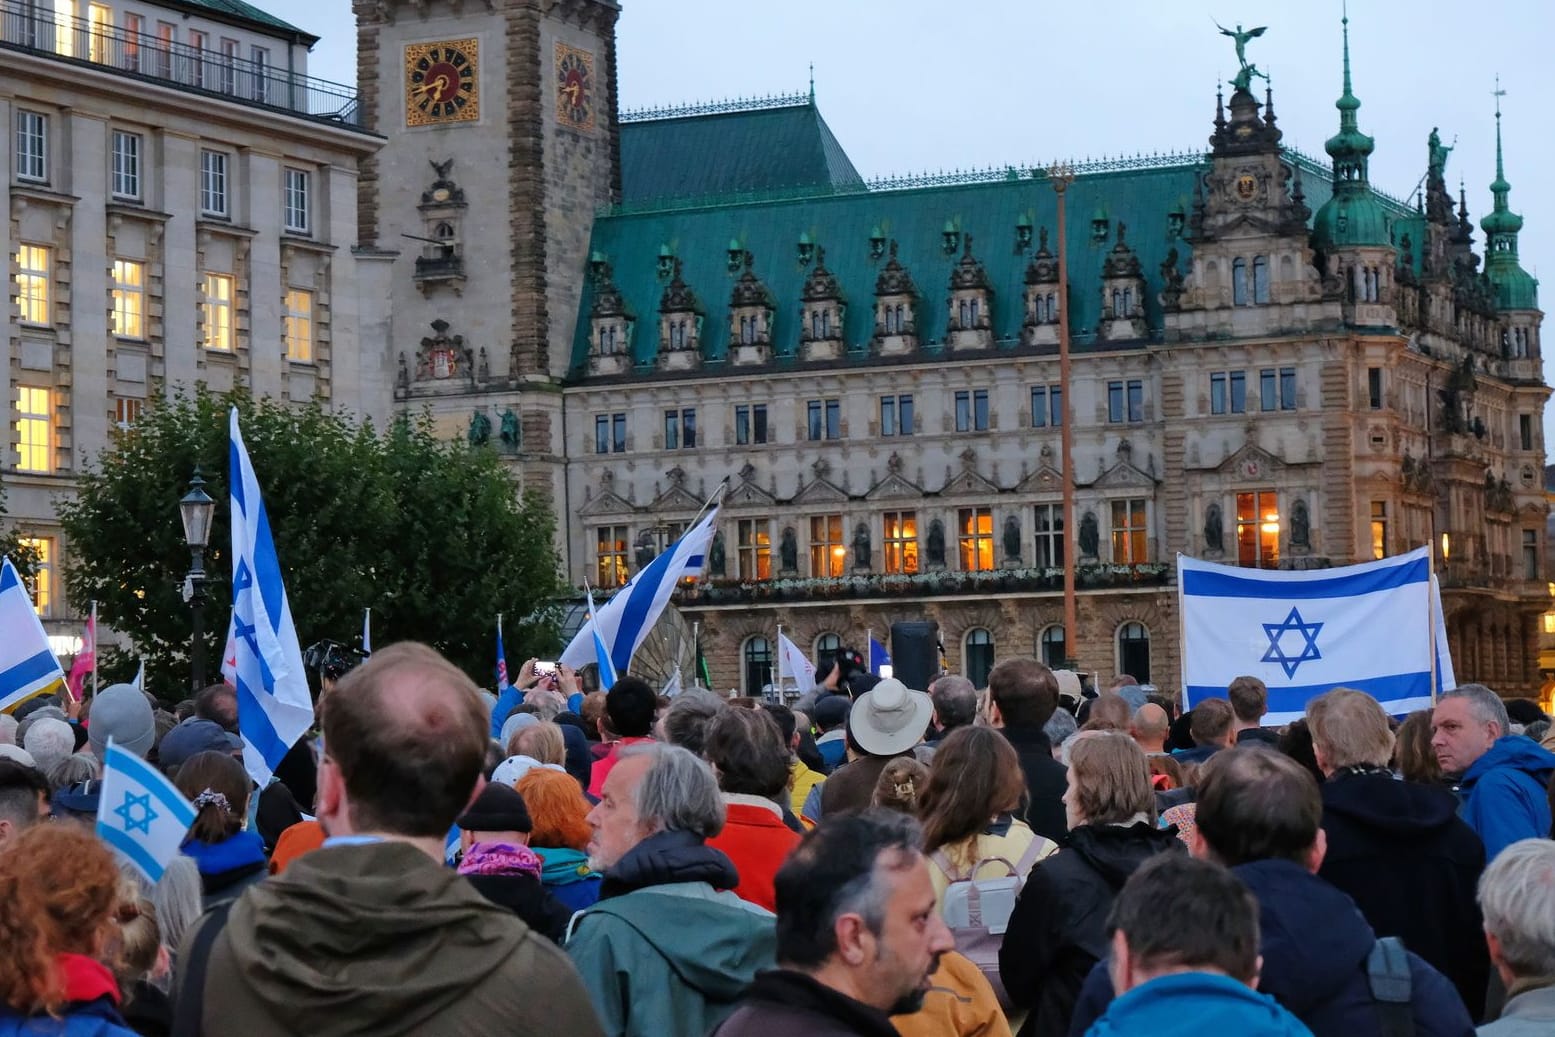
[1312,13,1390,251]
[1481,89,1537,311]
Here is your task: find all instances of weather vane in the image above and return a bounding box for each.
[1214,19,1268,93]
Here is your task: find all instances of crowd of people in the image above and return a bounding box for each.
[0,643,1553,1036]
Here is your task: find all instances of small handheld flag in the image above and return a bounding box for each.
[0,558,68,713]
[97,740,196,884]
[869,636,892,676]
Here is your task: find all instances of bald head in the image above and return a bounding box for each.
[321,642,489,838]
[1130,703,1170,753]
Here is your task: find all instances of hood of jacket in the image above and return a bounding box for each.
[1090,971,1309,1037]
[1067,821,1183,887]
[182,830,267,879]
[1463,735,1555,788]
[1321,771,1461,838]
[1234,858,1374,1019]
[220,841,530,1032]
[599,829,738,899]
[536,845,596,887]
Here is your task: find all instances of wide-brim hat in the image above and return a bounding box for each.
[1054,670,1083,707]
[849,678,932,757]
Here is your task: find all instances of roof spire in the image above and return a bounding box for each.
[1481,79,1535,309]
[808,63,815,104]
[1323,7,1374,183]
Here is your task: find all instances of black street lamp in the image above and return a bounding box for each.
[179,467,216,692]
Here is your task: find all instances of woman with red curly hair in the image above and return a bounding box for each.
[0,824,139,1036]
[515,767,601,912]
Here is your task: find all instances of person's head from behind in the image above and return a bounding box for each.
[1227,676,1268,727]
[0,714,16,746]
[580,691,609,740]
[928,675,977,734]
[986,658,1059,730]
[702,706,789,799]
[1106,854,1261,995]
[1432,684,1509,777]
[0,825,122,1014]
[773,810,954,1015]
[1065,731,1156,829]
[763,703,800,754]
[1395,709,1441,784]
[45,754,99,796]
[1477,838,1555,988]
[660,688,727,756]
[509,721,565,766]
[1147,753,1184,791]
[516,767,593,852]
[604,677,656,740]
[0,760,48,849]
[1088,693,1131,731]
[918,726,1025,858]
[525,687,567,723]
[1189,698,1234,750]
[22,718,73,774]
[194,683,239,733]
[317,641,489,841]
[872,757,929,814]
[1306,688,1394,777]
[1129,703,1170,751]
[1044,709,1078,758]
[585,743,723,872]
[173,750,251,846]
[1194,747,1323,870]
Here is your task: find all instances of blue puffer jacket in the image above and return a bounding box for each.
[1085,971,1312,1037]
[1456,735,1555,861]
[0,997,139,1037]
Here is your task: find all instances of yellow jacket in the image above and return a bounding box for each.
[788,760,826,823]
[926,818,1057,905]
[892,950,1014,1037]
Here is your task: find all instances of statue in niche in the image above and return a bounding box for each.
[396,352,409,389]
[926,520,947,569]
[1204,503,1224,554]
[634,531,657,571]
[1079,510,1100,560]
[852,522,872,570]
[1002,515,1021,562]
[1290,499,1311,550]
[499,410,520,450]
[467,409,491,447]
[477,347,490,383]
[779,527,798,573]
[708,530,727,577]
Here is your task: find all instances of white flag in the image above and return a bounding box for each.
[97,740,196,884]
[0,557,67,712]
[777,632,817,692]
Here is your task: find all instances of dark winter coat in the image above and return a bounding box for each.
[1319,770,1488,1019]
[999,821,1183,1037]
[711,969,898,1037]
[999,725,1070,845]
[463,870,576,945]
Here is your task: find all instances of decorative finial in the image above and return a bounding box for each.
[808,62,815,103]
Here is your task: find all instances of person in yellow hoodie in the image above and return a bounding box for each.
[892,951,1014,1037]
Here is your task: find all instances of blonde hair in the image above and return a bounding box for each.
[112,877,160,991]
[1307,688,1394,770]
[1069,731,1156,825]
[508,721,565,766]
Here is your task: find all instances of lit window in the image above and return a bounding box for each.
[121,13,142,71]
[200,150,228,217]
[883,511,918,574]
[596,525,629,587]
[1236,490,1280,568]
[111,130,141,199]
[958,507,994,571]
[112,259,145,338]
[737,519,771,580]
[1370,502,1388,560]
[14,111,46,181]
[810,514,844,578]
[283,169,310,234]
[16,536,52,615]
[88,4,112,63]
[16,386,51,472]
[284,288,313,361]
[15,245,50,325]
[202,273,233,351]
[114,396,143,429]
[1111,499,1148,564]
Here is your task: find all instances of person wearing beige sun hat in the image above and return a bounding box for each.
[817,678,934,819]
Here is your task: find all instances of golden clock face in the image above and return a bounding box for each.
[405,39,480,127]
[555,43,596,130]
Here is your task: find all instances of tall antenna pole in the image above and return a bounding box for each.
[1050,162,1078,668]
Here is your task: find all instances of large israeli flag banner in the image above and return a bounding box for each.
[0,558,67,713]
[229,408,314,785]
[1180,546,1436,723]
[96,740,196,884]
[560,507,719,677]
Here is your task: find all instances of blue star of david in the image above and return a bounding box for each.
[114,791,157,835]
[1261,607,1324,679]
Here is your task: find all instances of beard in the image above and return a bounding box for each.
[886,988,928,1016]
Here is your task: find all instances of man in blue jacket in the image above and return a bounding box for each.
[1067,748,1475,1037]
[1432,684,1555,861]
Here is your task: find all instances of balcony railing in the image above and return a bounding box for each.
[675,563,1172,606]
[0,1,360,127]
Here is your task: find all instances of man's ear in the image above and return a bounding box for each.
[1107,929,1132,995]
[1246,953,1263,991]
[833,912,873,967]
[1304,827,1328,874]
[1188,826,1210,860]
[987,700,1004,727]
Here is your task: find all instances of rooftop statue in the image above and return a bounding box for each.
[1215,20,1268,93]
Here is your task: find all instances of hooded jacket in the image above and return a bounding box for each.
[175,840,603,1037]
[1455,736,1555,861]
[1319,770,1488,1018]
[1067,859,1475,1037]
[711,969,899,1037]
[180,830,268,910]
[566,830,776,1037]
[1083,971,1311,1037]
[999,821,1183,1037]
[0,955,139,1037]
[537,845,603,911]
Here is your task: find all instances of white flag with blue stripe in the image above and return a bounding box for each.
[1179,546,1437,724]
[560,507,719,677]
[0,557,66,713]
[96,740,196,884]
[229,408,314,785]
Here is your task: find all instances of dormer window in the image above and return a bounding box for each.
[883,303,907,335]
[669,319,689,349]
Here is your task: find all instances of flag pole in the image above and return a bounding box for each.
[775,622,784,698]
[1427,543,1439,704]
[90,600,98,699]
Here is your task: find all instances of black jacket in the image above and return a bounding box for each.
[463,871,577,945]
[1319,771,1489,1019]
[1067,859,1476,1037]
[999,820,1182,1037]
[711,969,897,1037]
[999,725,1070,845]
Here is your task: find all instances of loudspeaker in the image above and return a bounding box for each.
[890,620,940,693]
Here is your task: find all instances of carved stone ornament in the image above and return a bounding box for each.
[949,234,991,291]
[875,240,918,296]
[415,319,473,381]
[802,246,843,302]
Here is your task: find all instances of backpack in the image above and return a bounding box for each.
[932,838,1047,1010]
[1367,936,1414,1037]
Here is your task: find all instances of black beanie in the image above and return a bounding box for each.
[456,781,532,834]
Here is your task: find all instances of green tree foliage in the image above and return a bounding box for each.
[60,389,561,697]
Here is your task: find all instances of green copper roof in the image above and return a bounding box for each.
[172,0,311,38]
[1481,95,1537,310]
[1313,14,1389,251]
[620,98,864,206]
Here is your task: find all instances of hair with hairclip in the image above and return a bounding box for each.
[192,789,231,814]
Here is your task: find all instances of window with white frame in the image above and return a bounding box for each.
[250,46,269,102]
[16,387,51,473]
[15,111,46,181]
[200,149,228,216]
[15,245,50,326]
[283,168,310,234]
[111,260,145,338]
[111,130,141,199]
[114,397,143,430]
[1033,503,1064,568]
[284,288,313,362]
[17,536,53,615]
[88,3,112,63]
[883,511,918,574]
[202,273,233,351]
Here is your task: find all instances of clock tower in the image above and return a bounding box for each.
[353,0,620,497]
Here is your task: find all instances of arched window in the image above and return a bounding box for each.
[1252,256,1269,304]
[815,633,841,672]
[1111,288,1123,315]
[1117,622,1151,684]
[1040,624,1066,668]
[964,628,995,688]
[1232,258,1248,306]
[743,636,773,696]
[1122,287,1133,314]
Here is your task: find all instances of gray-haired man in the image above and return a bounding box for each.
[568,743,775,1037]
[1477,838,1555,1035]
[1432,684,1555,861]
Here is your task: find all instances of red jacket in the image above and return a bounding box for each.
[708,796,801,912]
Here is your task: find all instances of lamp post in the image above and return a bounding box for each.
[1049,162,1079,669]
[179,467,216,692]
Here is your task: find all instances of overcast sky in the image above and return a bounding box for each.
[279,0,1554,431]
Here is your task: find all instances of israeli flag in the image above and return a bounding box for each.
[560,507,719,677]
[96,740,196,884]
[229,408,315,785]
[585,583,617,690]
[1180,546,1439,724]
[0,557,67,713]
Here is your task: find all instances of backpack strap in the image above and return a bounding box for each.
[1012,836,1049,879]
[931,849,965,883]
[1367,936,1414,1037]
[171,900,234,1037]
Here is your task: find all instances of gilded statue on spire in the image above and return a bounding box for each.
[1215,20,1268,92]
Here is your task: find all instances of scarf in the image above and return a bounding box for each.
[457,840,542,879]
[58,953,120,1007]
[536,845,598,887]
